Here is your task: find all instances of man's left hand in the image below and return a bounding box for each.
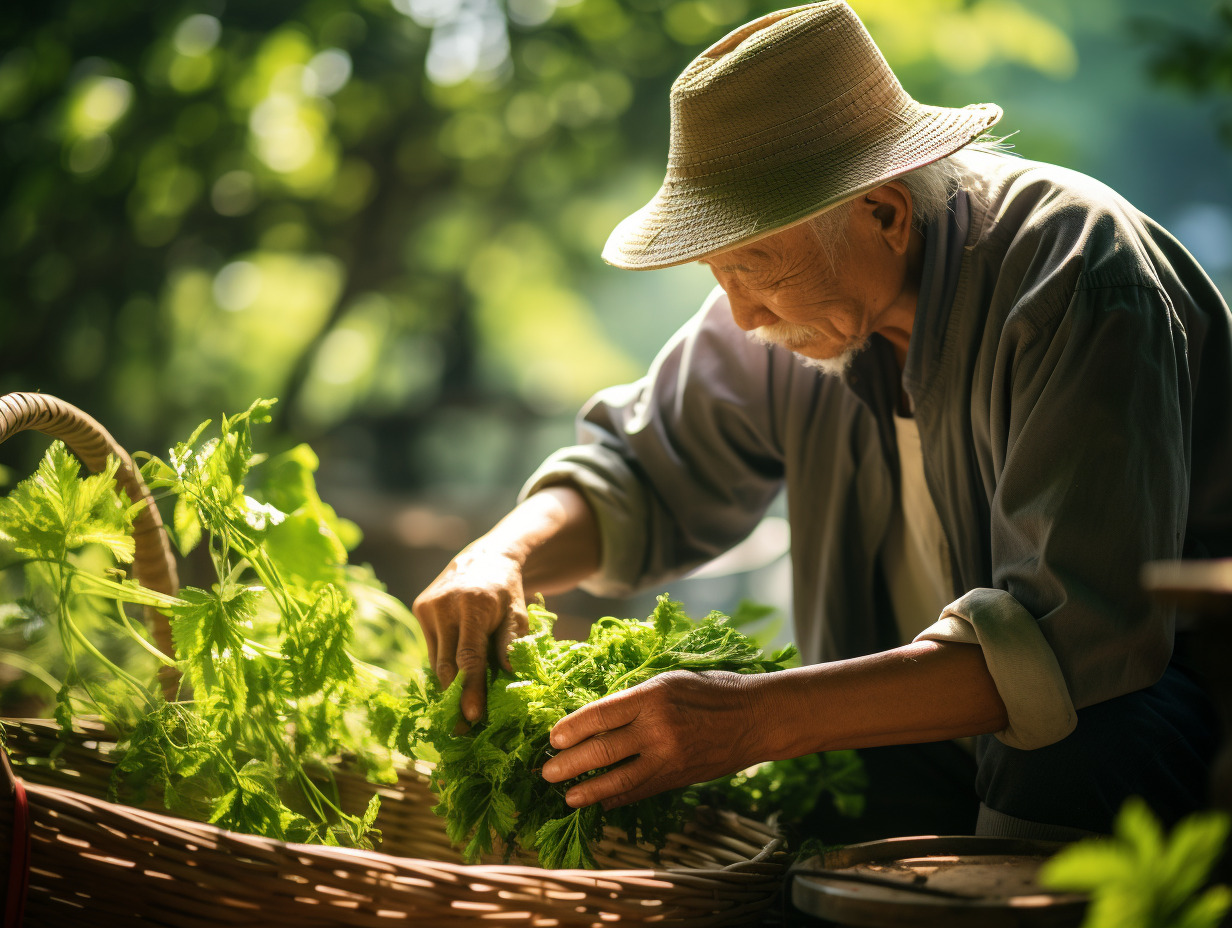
[541,670,765,809]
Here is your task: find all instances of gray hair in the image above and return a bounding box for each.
[806,149,978,264]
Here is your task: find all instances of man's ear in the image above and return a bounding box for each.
[863,182,914,255]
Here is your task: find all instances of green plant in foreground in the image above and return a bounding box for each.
[0,399,421,847]
[371,596,800,869]
[1040,797,1232,928]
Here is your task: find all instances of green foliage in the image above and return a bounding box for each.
[0,444,141,565]
[0,442,174,719]
[0,0,1097,487]
[381,596,798,868]
[705,750,868,825]
[1040,797,1232,928]
[0,400,424,847]
[1133,2,1232,146]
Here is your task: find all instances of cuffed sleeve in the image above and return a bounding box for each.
[518,433,649,598]
[982,280,1189,712]
[518,287,788,597]
[915,588,1077,749]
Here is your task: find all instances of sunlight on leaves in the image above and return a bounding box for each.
[1040,798,1231,928]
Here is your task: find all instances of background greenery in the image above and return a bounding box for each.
[1,0,1230,625]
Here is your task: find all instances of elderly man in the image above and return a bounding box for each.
[414,1,1230,840]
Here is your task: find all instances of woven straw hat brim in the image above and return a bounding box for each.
[603,100,1002,271]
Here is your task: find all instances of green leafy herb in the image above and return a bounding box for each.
[381,596,799,868]
[1039,797,1232,928]
[0,400,422,848]
[706,751,867,825]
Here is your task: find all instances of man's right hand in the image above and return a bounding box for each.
[413,546,530,722]
[411,484,603,723]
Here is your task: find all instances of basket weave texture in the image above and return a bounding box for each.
[1,719,786,926]
[0,393,788,926]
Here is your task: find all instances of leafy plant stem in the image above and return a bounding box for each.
[252,691,358,837]
[101,597,179,668]
[59,600,151,703]
[0,650,63,693]
[50,557,151,709]
[605,653,662,693]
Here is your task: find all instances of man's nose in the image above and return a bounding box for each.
[727,294,780,331]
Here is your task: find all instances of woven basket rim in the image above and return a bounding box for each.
[1,716,786,865]
[2,717,788,925]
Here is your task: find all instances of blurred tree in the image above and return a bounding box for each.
[1133,1,1232,146]
[0,0,1080,493]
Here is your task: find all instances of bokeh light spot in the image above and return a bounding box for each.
[213,261,263,311]
[304,49,353,97]
[69,76,133,138]
[505,91,553,139]
[174,15,222,57]
[168,54,216,94]
[315,327,374,385]
[212,170,258,216]
[509,0,557,28]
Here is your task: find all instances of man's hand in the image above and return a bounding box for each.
[541,670,765,809]
[414,547,529,722]
[538,640,1010,811]
[413,486,602,723]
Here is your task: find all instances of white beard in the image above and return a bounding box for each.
[799,346,864,377]
[746,323,866,377]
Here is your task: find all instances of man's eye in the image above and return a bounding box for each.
[741,268,781,291]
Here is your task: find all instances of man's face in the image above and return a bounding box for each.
[699,186,918,374]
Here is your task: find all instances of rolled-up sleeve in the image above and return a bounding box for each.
[520,416,652,597]
[916,590,1077,749]
[919,278,1190,748]
[521,287,787,597]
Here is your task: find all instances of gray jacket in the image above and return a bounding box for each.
[522,150,1232,749]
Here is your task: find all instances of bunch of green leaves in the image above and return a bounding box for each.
[0,443,178,729]
[1039,797,1232,928]
[704,750,868,826]
[372,595,799,869]
[0,399,420,848]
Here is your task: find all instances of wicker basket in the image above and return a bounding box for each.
[0,392,788,926]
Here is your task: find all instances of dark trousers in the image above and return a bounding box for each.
[801,661,1218,844]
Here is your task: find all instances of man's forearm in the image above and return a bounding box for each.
[752,640,1010,757]
[476,484,602,595]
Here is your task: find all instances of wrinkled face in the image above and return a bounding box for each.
[699,190,917,374]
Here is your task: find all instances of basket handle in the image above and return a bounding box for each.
[0,393,180,700]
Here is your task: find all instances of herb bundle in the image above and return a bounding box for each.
[371,596,800,869]
[0,399,420,847]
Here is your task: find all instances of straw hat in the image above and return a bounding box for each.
[602,1,1002,270]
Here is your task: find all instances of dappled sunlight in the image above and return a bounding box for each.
[65,75,133,138]
[297,294,445,429]
[466,224,639,411]
[853,0,1077,78]
[0,0,1227,501]
[161,251,344,412]
[241,30,343,194]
